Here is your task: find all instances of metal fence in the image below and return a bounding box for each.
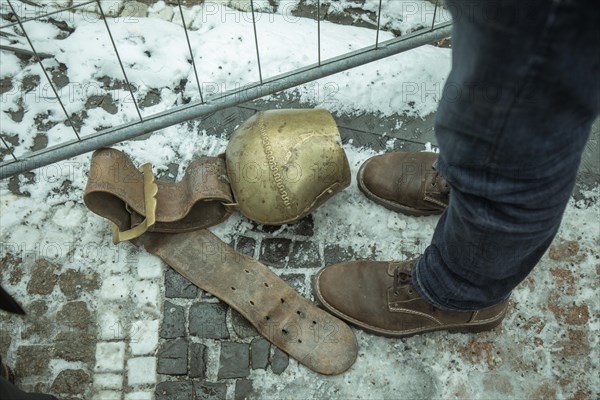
[0,0,452,179]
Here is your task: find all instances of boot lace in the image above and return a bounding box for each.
[393,269,412,295]
[430,168,450,192]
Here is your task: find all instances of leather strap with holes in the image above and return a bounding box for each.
[133,230,358,375]
[84,148,358,375]
[84,148,235,243]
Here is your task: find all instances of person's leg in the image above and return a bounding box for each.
[412,0,600,310]
[314,0,599,337]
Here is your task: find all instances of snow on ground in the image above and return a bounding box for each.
[1,2,599,399]
[0,1,450,158]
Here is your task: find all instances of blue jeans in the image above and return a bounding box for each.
[412,0,600,311]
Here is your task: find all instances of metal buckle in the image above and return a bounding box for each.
[112,163,158,244]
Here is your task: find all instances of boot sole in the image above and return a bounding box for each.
[314,268,507,339]
[357,161,443,217]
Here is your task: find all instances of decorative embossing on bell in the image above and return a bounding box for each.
[225,109,351,225]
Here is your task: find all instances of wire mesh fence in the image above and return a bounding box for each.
[0,0,452,179]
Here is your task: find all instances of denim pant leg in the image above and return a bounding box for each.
[412,0,600,311]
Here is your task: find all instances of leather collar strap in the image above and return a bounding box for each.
[84,148,235,243]
[134,230,358,375]
[84,148,359,375]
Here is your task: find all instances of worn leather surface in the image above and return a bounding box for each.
[135,230,358,375]
[315,260,508,337]
[358,152,449,216]
[84,140,359,375]
[84,148,234,234]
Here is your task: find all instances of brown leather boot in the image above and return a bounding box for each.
[314,260,508,337]
[358,152,449,216]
